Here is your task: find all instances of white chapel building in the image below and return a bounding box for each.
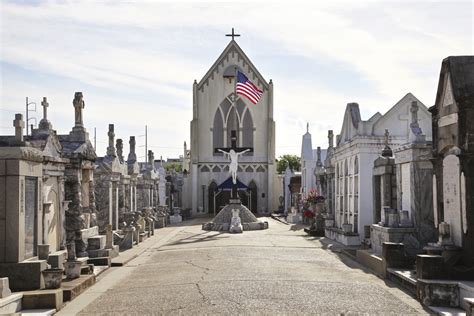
[183,38,277,216]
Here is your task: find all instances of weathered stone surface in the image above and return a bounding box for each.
[203,203,267,232]
[0,260,47,291]
[416,254,446,280]
[417,279,459,307]
[0,278,11,298]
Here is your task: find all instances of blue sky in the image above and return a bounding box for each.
[1,0,472,160]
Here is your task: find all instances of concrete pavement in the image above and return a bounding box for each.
[57,218,430,315]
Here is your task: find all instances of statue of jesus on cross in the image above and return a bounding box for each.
[218,148,250,184]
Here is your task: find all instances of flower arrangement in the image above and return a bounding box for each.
[304,189,325,204]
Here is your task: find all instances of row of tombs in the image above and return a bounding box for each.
[0,92,183,297]
[287,56,473,310]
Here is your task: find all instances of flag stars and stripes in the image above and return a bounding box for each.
[236,71,263,104]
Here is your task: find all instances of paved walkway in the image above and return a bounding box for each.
[58,218,429,315]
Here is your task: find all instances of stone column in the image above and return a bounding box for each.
[115,182,119,230]
[133,185,137,212]
[108,181,113,226]
[58,176,66,250]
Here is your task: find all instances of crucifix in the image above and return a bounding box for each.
[215,130,253,200]
[226,28,240,41]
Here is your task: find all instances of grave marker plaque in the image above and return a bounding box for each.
[24,177,38,259]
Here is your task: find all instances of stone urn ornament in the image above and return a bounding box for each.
[42,268,64,289]
[64,242,82,279]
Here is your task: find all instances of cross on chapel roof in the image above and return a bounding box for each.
[226,28,240,41]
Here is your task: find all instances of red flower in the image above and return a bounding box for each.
[303,210,315,218]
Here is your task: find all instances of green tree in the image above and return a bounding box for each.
[165,162,183,173]
[276,154,301,174]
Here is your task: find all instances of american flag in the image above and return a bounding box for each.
[236,71,263,104]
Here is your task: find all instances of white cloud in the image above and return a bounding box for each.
[1,0,472,159]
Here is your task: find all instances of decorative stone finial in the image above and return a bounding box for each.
[116,139,123,162]
[160,155,164,167]
[106,124,116,156]
[381,129,393,157]
[13,113,24,142]
[148,150,154,168]
[128,136,136,163]
[73,92,84,127]
[328,130,334,148]
[38,97,52,130]
[316,146,322,167]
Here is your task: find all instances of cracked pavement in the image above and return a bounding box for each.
[60,217,429,315]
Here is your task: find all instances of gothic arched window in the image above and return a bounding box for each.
[226,106,239,147]
[213,109,224,155]
[242,108,254,151]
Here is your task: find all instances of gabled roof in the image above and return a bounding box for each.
[435,56,474,108]
[197,40,269,91]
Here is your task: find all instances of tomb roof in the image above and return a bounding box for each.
[436,56,474,107]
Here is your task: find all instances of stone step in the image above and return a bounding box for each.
[62,274,96,302]
[0,293,23,314]
[88,256,111,267]
[88,245,119,259]
[21,289,63,311]
[87,235,106,250]
[18,308,56,315]
[356,249,384,277]
[76,257,89,266]
[429,306,466,316]
[386,268,417,295]
[47,250,67,269]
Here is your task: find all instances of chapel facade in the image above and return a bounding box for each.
[184,39,277,215]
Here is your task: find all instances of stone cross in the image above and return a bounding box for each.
[39,97,52,130]
[328,130,334,148]
[41,97,49,120]
[73,92,85,127]
[106,124,116,156]
[116,139,123,162]
[13,113,24,142]
[128,136,137,163]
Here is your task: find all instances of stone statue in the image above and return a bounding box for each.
[107,124,115,156]
[218,149,250,184]
[116,139,123,162]
[328,130,334,148]
[73,92,85,127]
[128,136,137,163]
[229,208,243,233]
